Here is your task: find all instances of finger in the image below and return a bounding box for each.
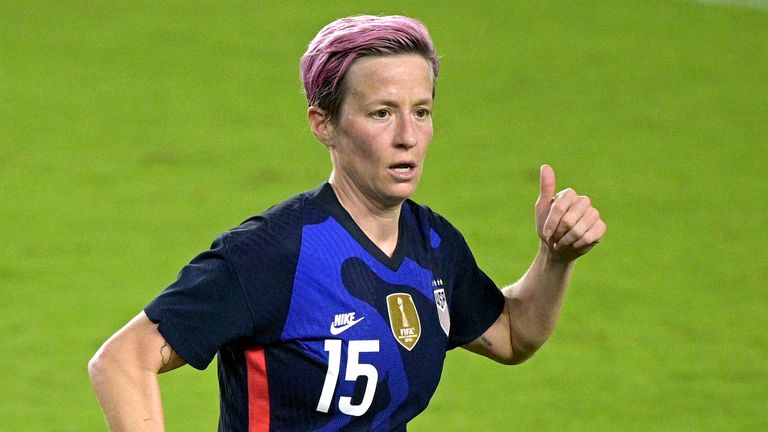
[537,165,558,239]
[551,194,591,243]
[543,188,576,240]
[572,219,607,250]
[554,206,599,249]
[538,164,556,204]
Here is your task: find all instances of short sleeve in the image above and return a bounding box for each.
[426,215,504,350]
[446,241,505,349]
[145,235,254,370]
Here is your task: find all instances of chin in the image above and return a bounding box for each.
[387,182,419,201]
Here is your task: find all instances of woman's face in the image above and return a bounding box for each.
[327,54,434,209]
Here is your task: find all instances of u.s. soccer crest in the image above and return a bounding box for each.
[386,293,421,351]
[433,288,450,337]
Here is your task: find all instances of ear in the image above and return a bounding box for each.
[308,106,334,148]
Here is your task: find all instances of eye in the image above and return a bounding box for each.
[371,109,390,119]
[415,108,431,118]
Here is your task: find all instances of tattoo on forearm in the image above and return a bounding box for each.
[480,335,493,348]
[160,342,173,366]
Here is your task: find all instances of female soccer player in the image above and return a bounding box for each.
[89,15,606,431]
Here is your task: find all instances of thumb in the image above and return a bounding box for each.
[538,164,556,203]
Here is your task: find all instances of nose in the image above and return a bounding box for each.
[395,115,417,149]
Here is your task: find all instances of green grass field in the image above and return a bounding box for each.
[1,1,766,430]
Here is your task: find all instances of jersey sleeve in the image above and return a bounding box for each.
[144,234,255,370]
[427,213,504,350]
[446,235,505,349]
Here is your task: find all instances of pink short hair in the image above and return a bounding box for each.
[300,15,440,124]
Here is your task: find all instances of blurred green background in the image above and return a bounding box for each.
[1,0,766,430]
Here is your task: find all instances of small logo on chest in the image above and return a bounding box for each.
[386,293,421,351]
[329,312,365,335]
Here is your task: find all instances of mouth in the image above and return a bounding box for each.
[388,162,418,179]
[390,162,415,172]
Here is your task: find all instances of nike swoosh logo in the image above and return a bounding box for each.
[330,316,365,335]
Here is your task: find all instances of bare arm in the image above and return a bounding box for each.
[88,311,186,431]
[465,165,606,364]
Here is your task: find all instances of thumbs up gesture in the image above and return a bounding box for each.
[535,165,606,261]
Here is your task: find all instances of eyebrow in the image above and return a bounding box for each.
[366,97,434,108]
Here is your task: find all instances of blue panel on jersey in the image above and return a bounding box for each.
[429,228,441,249]
[280,215,447,431]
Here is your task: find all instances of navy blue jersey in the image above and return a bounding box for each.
[145,183,504,431]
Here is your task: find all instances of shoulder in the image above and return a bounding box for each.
[215,186,325,263]
[403,199,467,249]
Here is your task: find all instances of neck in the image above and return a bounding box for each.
[329,175,402,257]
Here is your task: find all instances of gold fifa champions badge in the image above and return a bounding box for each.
[386,293,421,351]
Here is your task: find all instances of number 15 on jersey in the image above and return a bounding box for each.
[316,339,380,416]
